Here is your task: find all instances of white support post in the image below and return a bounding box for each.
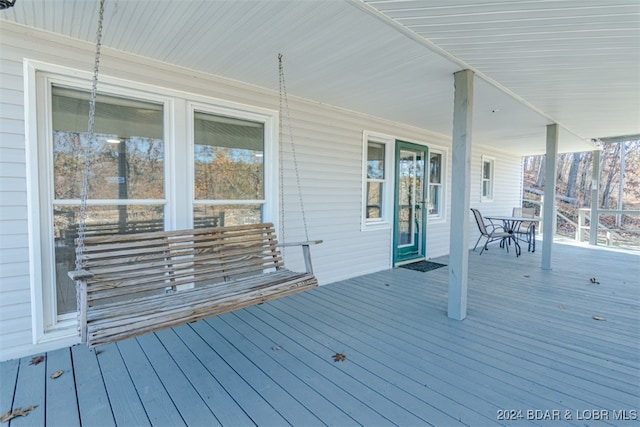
[541,124,558,270]
[448,69,473,321]
[589,150,601,245]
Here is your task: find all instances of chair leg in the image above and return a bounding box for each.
[473,234,483,252]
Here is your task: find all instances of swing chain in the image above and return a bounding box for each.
[278,54,309,242]
[74,0,105,273]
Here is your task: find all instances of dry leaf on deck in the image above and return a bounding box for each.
[1,405,37,423]
[332,353,346,362]
[50,370,64,379]
[592,315,606,321]
[29,356,45,365]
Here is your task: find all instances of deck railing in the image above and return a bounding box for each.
[577,208,640,246]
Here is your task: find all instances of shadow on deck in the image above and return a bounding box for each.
[2,241,639,426]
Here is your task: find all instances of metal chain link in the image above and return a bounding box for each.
[75,0,105,328]
[278,54,310,242]
[75,0,105,273]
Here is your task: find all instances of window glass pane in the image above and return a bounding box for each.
[52,86,164,200]
[367,142,385,179]
[193,204,262,226]
[366,182,383,219]
[54,204,164,315]
[428,184,440,215]
[429,153,441,184]
[194,112,264,200]
[483,181,492,198]
[483,161,492,179]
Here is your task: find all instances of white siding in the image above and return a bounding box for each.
[0,22,523,361]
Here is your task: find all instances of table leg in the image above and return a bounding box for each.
[531,224,536,253]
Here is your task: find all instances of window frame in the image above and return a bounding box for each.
[26,59,278,344]
[428,149,445,220]
[481,155,495,202]
[362,131,394,231]
[187,101,277,228]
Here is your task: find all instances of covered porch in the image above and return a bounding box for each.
[2,241,638,426]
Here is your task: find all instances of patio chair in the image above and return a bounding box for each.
[471,208,515,255]
[512,207,536,252]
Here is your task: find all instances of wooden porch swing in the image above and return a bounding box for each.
[68,0,321,347]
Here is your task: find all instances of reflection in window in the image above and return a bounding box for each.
[193,112,265,224]
[366,141,386,220]
[482,156,494,201]
[51,86,165,316]
[428,152,443,217]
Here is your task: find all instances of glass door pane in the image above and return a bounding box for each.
[394,141,427,264]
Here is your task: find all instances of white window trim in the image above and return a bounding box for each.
[481,155,495,202]
[428,148,446,223]
[362,131,394,231]
[25,59,278,345]
[187,101,278,230]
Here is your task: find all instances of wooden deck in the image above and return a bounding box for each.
[2,241,639,426]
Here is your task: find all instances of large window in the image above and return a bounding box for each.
[363,133,393,229]
[481,155,494,201]
[30,64,275,339]
[428,151,443,217]
[51,86,165,317]
[194,112,265,226]
[366,141,386,220]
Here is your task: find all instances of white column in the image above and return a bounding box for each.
[448,69,473,320]
[589,150,601,245]
[541,124,558,270]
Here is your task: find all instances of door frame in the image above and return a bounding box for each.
[393,140,428,265]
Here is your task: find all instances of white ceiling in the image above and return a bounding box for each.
[2,0,639,155]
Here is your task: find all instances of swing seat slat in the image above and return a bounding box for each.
[68,222,320,347]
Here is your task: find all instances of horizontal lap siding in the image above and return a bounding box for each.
[469,148,524,248]
[0,22,522,360]
[0,33,31,360]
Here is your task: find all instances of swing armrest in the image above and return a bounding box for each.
[68,269,94,281]
[276,240,323,247]
[275,240,322,274]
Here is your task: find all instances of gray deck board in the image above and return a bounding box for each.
[71,344,115,426]
[229,309,394,426]
[1,242,639,426]
[0,358,18,419]
[45,348,80,427]
[96,344,151,426]
[10,355,45,426]
[190,318,325,426]
[171,322,291,425]
[225,307,432,426]
[205,314,360,426]
[323,272,638,404]
[115,339,186,426]
[135,331,224,426]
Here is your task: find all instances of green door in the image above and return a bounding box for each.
[394,141,427,265]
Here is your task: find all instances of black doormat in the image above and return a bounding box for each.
[399,260,447,272]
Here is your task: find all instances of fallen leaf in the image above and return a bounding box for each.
[29,356,45,365]
[558,305,565,309]
[50,370,64,379]
[592,315,606,321]
[1,405,37,422]
[271,345,281,351]
[332,353,346,362]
